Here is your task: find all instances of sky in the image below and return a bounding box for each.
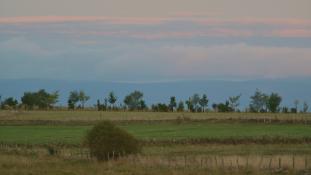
[0,0,311,82]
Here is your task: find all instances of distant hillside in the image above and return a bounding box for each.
[0,78,310,110]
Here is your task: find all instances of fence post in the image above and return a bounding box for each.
[184,155,188,168]
[292,156,295,169]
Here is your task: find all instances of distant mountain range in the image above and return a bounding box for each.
[0,78,310,110]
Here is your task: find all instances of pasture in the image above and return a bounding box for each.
[0,123,311,144]
[0,110,311,175]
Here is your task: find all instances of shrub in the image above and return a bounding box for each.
[85,121,141,161]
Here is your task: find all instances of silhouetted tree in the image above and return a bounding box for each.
[1,97,18,109]
[294,100,299,113]
[192,93,200,112]
[229,94,241,112]
[21,89,58,110]
[290,108,297,113]
[212,103,218,112]
[68,91,80,110]
[152,103,168,112]
[108,91,117,110]
[249,89,268,112]
[199,94,209,112]
[96,99,102,111]
[266,93,282,113]
[216,101,234,112]
[123,90,145,110]
[68,90,89,109]
[79,91,90,109]
[185,98,194,112]
[303,102,309,113]
[177,101,185,112]
[282,107,289,113]
[169,96,177,112]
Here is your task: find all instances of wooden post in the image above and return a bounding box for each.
[258,156,263,169]
[246,156,249,169]
[292,156,295,169]
[200,157,203,168]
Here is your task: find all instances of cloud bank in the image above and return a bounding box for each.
[0,16,310,82]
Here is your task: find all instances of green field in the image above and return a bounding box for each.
[0,123,310,144]
[1,111,311,174]
[1,110,310,122]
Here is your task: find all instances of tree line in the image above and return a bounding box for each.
[0,89,309,113]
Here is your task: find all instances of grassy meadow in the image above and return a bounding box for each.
[0,110,311,175]
[0,123,311,144]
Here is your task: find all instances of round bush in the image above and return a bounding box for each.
[85,121,141,161]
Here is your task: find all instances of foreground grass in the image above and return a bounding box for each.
[0,152,309,175]
[0,123,310,144]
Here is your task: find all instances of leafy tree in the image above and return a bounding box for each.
[123,91,145,110]
[282,107,289,113]
[294,100,299,113]
[177,101,185,112]
[139,100,147,110]
[67,99,75,110]
[68,91,80,109]
[21,92,36,110]
[168,96,177,112]
[104,98,108,111]
[229,94,241,112]
[108,91,117,109]
[199,94,209,112]
[303,102,309,113]
[185,98,194,112]
[1,97,18,109]
[216,101,234,112]
[21,89,58,110]
[249,89,268,112]
[290,108,297,113]
[68,90,89,109]
[152,103,169,112]
[79,91,90,109]
[192,93,200,112]
[96,99,102,111]
[212,103,218,112]
[266,93,282,113]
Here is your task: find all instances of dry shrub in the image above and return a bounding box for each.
[85,121,141,161]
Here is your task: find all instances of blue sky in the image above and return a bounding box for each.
[0,0,311,82]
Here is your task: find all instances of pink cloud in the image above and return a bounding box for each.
[268,29,311,37]
[195,18,311,26]
[1,16,311,38]
[1,16,311,26]
[0,16,166,25]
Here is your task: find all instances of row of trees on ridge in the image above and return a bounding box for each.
[0,89,309,113]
